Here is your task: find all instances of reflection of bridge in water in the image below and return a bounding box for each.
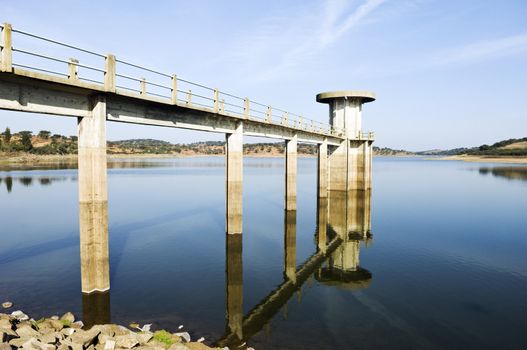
[80,189,373,348]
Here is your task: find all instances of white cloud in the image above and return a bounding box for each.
[220,0,386,82]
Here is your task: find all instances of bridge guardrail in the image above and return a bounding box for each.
[0,22,352,138]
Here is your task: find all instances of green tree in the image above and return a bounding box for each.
[38,130,51,139]
[19,131,33,152]
[4,127,11,143]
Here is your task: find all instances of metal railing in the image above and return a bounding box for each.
[0,22,374,139]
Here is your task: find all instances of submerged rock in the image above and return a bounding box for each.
[1,302,13,309]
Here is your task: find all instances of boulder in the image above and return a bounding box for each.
[11,310,29,322]
[38,331,59,344]
[174,332,191,343]
[1,302,13,309]
[114,334,139,349]
[136,332,153,345]
[60,312,75,324]
[103,339,116,350]
[16,324,40,338]
[0,342,12,350]
[167,345,190,350]
[69,328,101,347]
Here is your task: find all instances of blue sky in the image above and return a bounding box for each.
[1,0,526,151]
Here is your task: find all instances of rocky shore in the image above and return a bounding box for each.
[0,310,229,350]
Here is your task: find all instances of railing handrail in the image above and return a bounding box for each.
[1,22,377,139]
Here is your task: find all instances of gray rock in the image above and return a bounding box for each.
[11,310,29,321]
[0,319,12,329]
[21,337,55,350]
[174,332,191,343]
[50,316,59,321]
[38,331,59,344]
[1,302,13,309]
[167,345,190,350]
[61,327,76,337]
[90,325,115,337]
[0,342,12,350]
[103,339,116,350]
[114,334,139,349]
[69,328,101,347]
[16,324,40,338]
[60,312,75,324]
[136,332,153,345]
[1,326,17,337]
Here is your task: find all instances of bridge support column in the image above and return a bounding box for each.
[285,134,297,211]
[78,95,110,294]
[226,122,243,234]
[284,210,296,283]
[226,234,243,341]
[348,140,365,190]
[328,140,348,192]
[364,141,373,190]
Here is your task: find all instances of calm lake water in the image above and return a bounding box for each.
[1,156,526,349]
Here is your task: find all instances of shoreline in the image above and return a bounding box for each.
[0,309,220,349]
[433,155,527,164]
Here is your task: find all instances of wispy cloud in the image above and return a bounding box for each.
[431,33,527,66]
[221,0,386,82]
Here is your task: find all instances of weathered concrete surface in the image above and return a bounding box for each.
[226,234,243,341]
[284,210,296,283]
[365,141,373,190]
[318,139,328,198]
[226,122,243,235]
[348,140,366,190]
[78,95,109,293]
[328,141,348,192]
[285,134,297,211]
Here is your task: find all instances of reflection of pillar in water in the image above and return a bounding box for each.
[316,197,328,253]
[328,190,348,239]
[284,210,297,283]
[82,291,111,328]
[78,95,110,293]
[226,234,243,341]
[347,189,372,239]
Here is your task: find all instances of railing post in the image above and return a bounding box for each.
[171,74,178,105]
[186,89,192,106]
[266,106,272,123]
[283,112,289,126]
[140,77,146,95]
[104,54,116,92]
[68,58,79,82]
[214,88,219,113]
[220,99,225,113]
[1,23,13,72]
[243,98,250,119]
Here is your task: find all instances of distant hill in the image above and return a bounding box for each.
[419,137,527,156]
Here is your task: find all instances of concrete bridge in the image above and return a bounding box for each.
[0,22,376,299]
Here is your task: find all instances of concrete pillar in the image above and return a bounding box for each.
[226,122,243,235]
[316,196,328,253]
[78,95,109,293]
[328,141,347,192]
[364,141,373,190]
[348,140,365,190]
[285,134,297,211]
[284,210,296,283]
[82,291,111,328]
[317,139,328,198]
[225,234,243,341]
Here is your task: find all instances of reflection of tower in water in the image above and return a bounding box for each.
[317,189,372,289]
